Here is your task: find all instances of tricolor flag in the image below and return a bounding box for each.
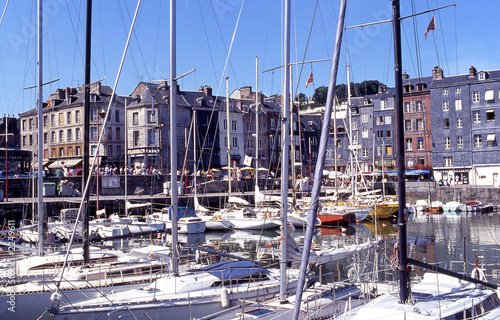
[305,71,314,88]
[425,15,436,40]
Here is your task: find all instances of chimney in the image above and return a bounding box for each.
[240,86,252,99]
[200,85,212,97]
[469,66,477,78]
[432,66,444,80]
[378,84,387,93]
[402,72,410,80]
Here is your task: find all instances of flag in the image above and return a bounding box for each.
[305,71,314,88]
[425,15,435,40]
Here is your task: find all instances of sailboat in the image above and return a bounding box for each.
[293,1,500,319]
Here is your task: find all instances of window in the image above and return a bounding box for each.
[457,117,463,128]
[486,110,495,122]
[43,115,48,128]
[133,131,139,147]
[43,132,48,144]
[51,131,56,143]
[115,127,121,140]
[91,145,96,156]
[444,118,450,129]
[107,145,113,157]
[223,119,227,130]
[231,120,237,131]
[76,146,81,155]
[59,148,64,157]
[416,101,425,112]
[416,119,424,131]
[67,147,73,157]
[380,99,387,110]
[29,135,33,146]
[148,129,156,146]
[376,116,384,125]
[232,137,238,148]
[472,91,480,103]
[22,136,26,147]
[487,133,496,147]
[406,157,414,167]
[442,101,449,111]
[404,102,412,113]
[406,138,412,151]
[405,120,412,131]
[385,115,392,125]
[457,136,463,149]
[76,128,81,141]
[59,130,64,143]
[247,138,254,149]
[352,135,358,146]
[361,114,368,123]
[147,110,156,123]
[115,110,120,122]
[75,110,81,123]
[442,88,448,95]
[362,129,369,138]
[362,148,369,157]
[474,134,482,148]
[455,87,461,94]
[444,156,453,167]
[258,123,262,132]
[352,121,358,130]
[67,129,72,141]
[455,99,462,111]
[485,90,494,101]
[258,139,262,149]
[479,72,486,80]
[247,123,253,131]
[444,137,451,149]
[59,113,64,125]
[132,112,139,125]
[376,146,381,157]
[417,138,424,150]
[67,112,72,124]
[386,130,392,139]
[90,127,97,141]
[473,111,481,123]
[116,145,122,157]
[51,114,55,127]
[385,145,393,156]
[377,131,383,139]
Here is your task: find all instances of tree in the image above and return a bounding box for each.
[312,86,328,104]
[295,93,307,103]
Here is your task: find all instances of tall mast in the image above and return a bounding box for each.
[292,0,347,317]
[255,56,259,206]
[124,100,128,216]
[280,0,290,303]
[193,108,197,198]
[392,0,409,303]
[36,0,44,256]
[226,76,231,197]
[347,65,355,198]
[170,0,179,275]
[81,0,92,266]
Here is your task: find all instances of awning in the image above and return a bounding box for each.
[48,160,65,169]
[64,159,82,168]
[487,133,496,142]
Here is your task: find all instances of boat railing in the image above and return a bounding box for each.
[107,306,152,320]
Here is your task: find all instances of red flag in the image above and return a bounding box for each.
[305,71,314,88]
[425,15,435,40]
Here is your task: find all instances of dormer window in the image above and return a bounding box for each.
[479,72,487,81]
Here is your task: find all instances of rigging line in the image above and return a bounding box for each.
[66,0,84,86]
[260,0,273,93]
[0,0,9,27]
[56,0,142,289]
[116,0,140,82]
[434,0,450,76]
[152,0,164,80]
[401,23,418,81]
[98,2,107,81]
[196,0,218,86]
[122,0,150,82]
[184,0,197,87]
[292,0,319,98]
[453,4,458,75]
[208,0,244,90]
[410,0,423,80]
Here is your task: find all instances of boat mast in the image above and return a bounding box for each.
[392,0,409,303]
[193,107,197,198]
[170,0,179,275]
[124,100,128,216]
[226,76,231,197]
[81,0,92,266]
[347,65,355,199]
[255,56,258,207]
[36,0,44,256]
[292,0,347,317]
[280,0,290,304]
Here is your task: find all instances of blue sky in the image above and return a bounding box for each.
[0,0,497,117]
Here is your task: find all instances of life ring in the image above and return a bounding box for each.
[266,211,271,218]
[471,268,486,282]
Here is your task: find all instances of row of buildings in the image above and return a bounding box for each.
[4,65,500,186]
